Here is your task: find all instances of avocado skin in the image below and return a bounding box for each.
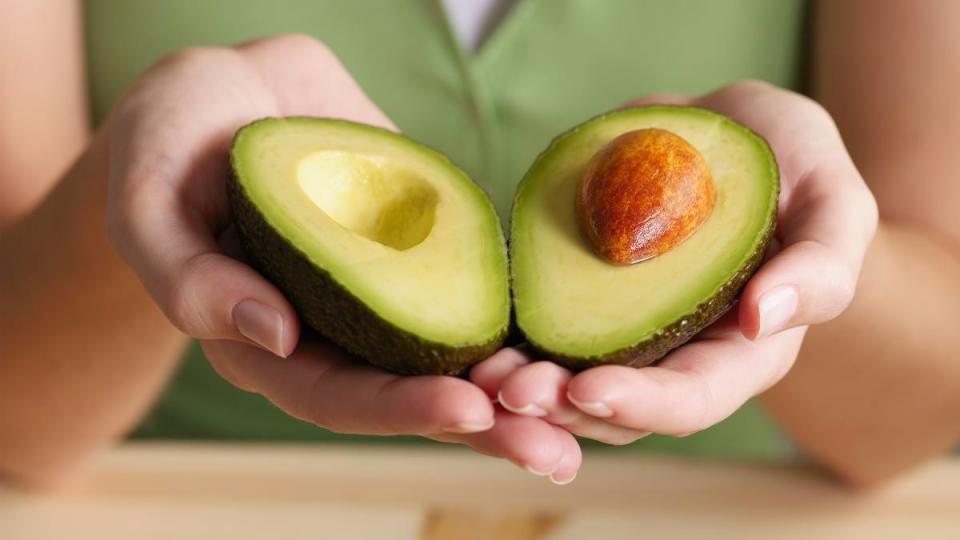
[514,106,779,371]
[525,220,774,371]
[227,171,507,377]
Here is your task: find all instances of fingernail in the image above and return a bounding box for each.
[566,392,613,418]
[550,472,577,486]
[443,418,495,434]
[756,286,798,339]
[497,391,547,417]
[233,299,286,357]
[524,464,555,477]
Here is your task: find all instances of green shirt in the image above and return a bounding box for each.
[85,0,807,459]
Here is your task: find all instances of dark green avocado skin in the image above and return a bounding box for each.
[227,172,506,377]
[526,222,775,371]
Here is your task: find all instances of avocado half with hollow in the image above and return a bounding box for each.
[228,118,510,375]
[510,106,779,370]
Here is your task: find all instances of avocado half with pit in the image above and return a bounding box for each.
[511,106,779,370]
[228,118,510,375]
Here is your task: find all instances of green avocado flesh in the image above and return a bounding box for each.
[229,118,510,375]
[511,106,779,369]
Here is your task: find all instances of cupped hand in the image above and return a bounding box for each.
[105,34,579,482]
[473,81,878,446]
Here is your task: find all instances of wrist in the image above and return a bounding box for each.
[0,131,141,303]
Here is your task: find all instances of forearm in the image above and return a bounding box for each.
[0,133,186,488]
[0,0,89,227]
[762,222,960,486]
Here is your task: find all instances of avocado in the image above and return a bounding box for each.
[510,106,779,370]
[228,118,510,375]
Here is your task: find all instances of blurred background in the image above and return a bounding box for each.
[2,1,959,538]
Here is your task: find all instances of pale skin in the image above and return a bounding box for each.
[1,0,957,489]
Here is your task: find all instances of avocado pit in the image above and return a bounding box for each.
[576,128,716,264]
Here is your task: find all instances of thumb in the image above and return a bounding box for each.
[738,163,876,340]
[739,239,856,340]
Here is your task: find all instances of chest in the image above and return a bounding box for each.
[85,0,807,215]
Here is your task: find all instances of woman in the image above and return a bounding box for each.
[1,0,957,488]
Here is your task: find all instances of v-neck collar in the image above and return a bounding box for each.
[434,0,534,63]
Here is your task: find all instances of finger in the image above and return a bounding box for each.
[692,309,742,340]
[547,426,583,485]
[200,339,258,393]
[468,347,533,399]
[203,342,581,476]
[498,361,650,445]
[739,161,876,339]
[106,118,301,357]
[236,34,397,130]
[472,349,643,444]
[111,35,399,355]
[688,82,878,339]
[109,116,300,355]
[106,48,295,353]
[203,339,495,435]
[566,328,806,435]
[432,409,578,479]
[621,93,694,109]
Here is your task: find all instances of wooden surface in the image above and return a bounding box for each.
[1,443,958,539]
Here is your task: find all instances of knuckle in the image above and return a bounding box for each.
[732,79,776,93]
[157,46,224,70]
[204,347,255,394]
[302,399,335,432]
[528,360,567,379]
[797,94,834,124]
[374,376,463,435]
[786,92,833,124]
[123,44,237,96]
[160,271,196,334]
[302,367,341,432]
[501,361,557,398]
[104,203,132,257]
[784,239,858,317]
[419,379,453,413]
[716,80,835,125]
[131,47,238,95]
[712,79,776,102]
[621,93,683,109]
[832,264,858,311]
[265,33,333,58]
[803,240,859,311]
[598,430,647,446]
[683,370,718,434]
[105,177,171,261]
[424,379,471,423]
[859,184,880,235]
[163,253,218,336]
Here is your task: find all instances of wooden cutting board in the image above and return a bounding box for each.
[1,443,958,539]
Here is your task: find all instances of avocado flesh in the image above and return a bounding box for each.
[511,106,779,369]
[229,118,510,375]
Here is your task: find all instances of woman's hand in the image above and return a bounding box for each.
[472,81,878,447]
[105,34,580,482]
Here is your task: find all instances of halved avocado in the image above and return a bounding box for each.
[229,118,510,375]
[510,106,779,370]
